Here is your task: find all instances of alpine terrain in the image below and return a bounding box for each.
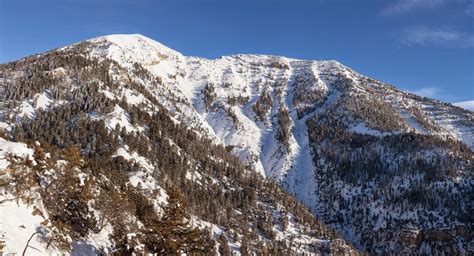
[0,34,472,255]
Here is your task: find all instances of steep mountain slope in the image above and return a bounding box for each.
[0,35,357,255]
[1,34,472,254]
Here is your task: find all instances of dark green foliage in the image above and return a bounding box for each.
[306,110,473,254]
[218,234,231,256]
[252,88,272,122]
[407,105,441,132]
[276,105,291,150]
[240,235,251,256]
[292,71,326,118]
[51,192,97,239]
[341,93,405,132]
[269,61,289,70]
[227,95,249,106]
[133,187,214,255]
[202,82,217,110]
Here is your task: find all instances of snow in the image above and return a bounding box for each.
[15,92,55,120]
[0,122,10,131]
[19,100,35,119]
[453,100,474,111]
[85,34,183,70]
[185,169,203,185]
[0,138,34,170]
[34,91,52,110]
[435,116,474,149]
[423,104,474,148]
[74,34,372,182]
[100,89,115,100]
[106,105,144,133]
[207,107,265,176]
[107,105,132,131]
[113,147,162,193]
[71,224,113,255]
[0,197,52,255]
[190,217,245,255]
[114,147,154,172]
[78,172,88,186]
[283,88,341,208]
[123,88,145,106]
[350,122,400,137]
[129,172,157,190]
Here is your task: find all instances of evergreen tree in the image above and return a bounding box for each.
[240,235,251,256]
[218,234,231,256]
[144,187,214,255]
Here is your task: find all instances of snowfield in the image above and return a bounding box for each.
[0,198,52,255]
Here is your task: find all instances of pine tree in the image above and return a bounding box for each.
[240,235,251,256]
[63,145,82,167]
[0,240,5,254]
[281,211,289,231]
[144,187,214,255]
[218,234,231,256]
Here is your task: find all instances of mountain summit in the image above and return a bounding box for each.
[82,34,183,65]
[0,34,472,255]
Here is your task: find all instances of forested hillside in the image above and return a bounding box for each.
[0,38,357,255]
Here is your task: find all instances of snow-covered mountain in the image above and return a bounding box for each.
[81,34,474,174]
[1,34,472,254]
[0,34,357,255]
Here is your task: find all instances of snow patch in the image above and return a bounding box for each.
[34,91,52,110]
[106,105,144,133]
[0,198,52,255]
[0,138,34,170]
[19,101,35,119]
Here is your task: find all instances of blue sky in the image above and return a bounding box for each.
[1,0,473,103]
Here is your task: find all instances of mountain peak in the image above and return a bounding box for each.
[81,33,182,67]
[89,33,170,50]
[83,34,349,68]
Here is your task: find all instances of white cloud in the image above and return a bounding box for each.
[408,87,469,103]
[410,86,442,98]
[400,26,474,48]
[453,100,474,111]
[382,0,447,15]
[467,1,474,17]
[382,0,474,16]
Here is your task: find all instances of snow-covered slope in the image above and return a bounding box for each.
[0,35,359,255]
[75,34,183,66]
[71,34,473,175]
